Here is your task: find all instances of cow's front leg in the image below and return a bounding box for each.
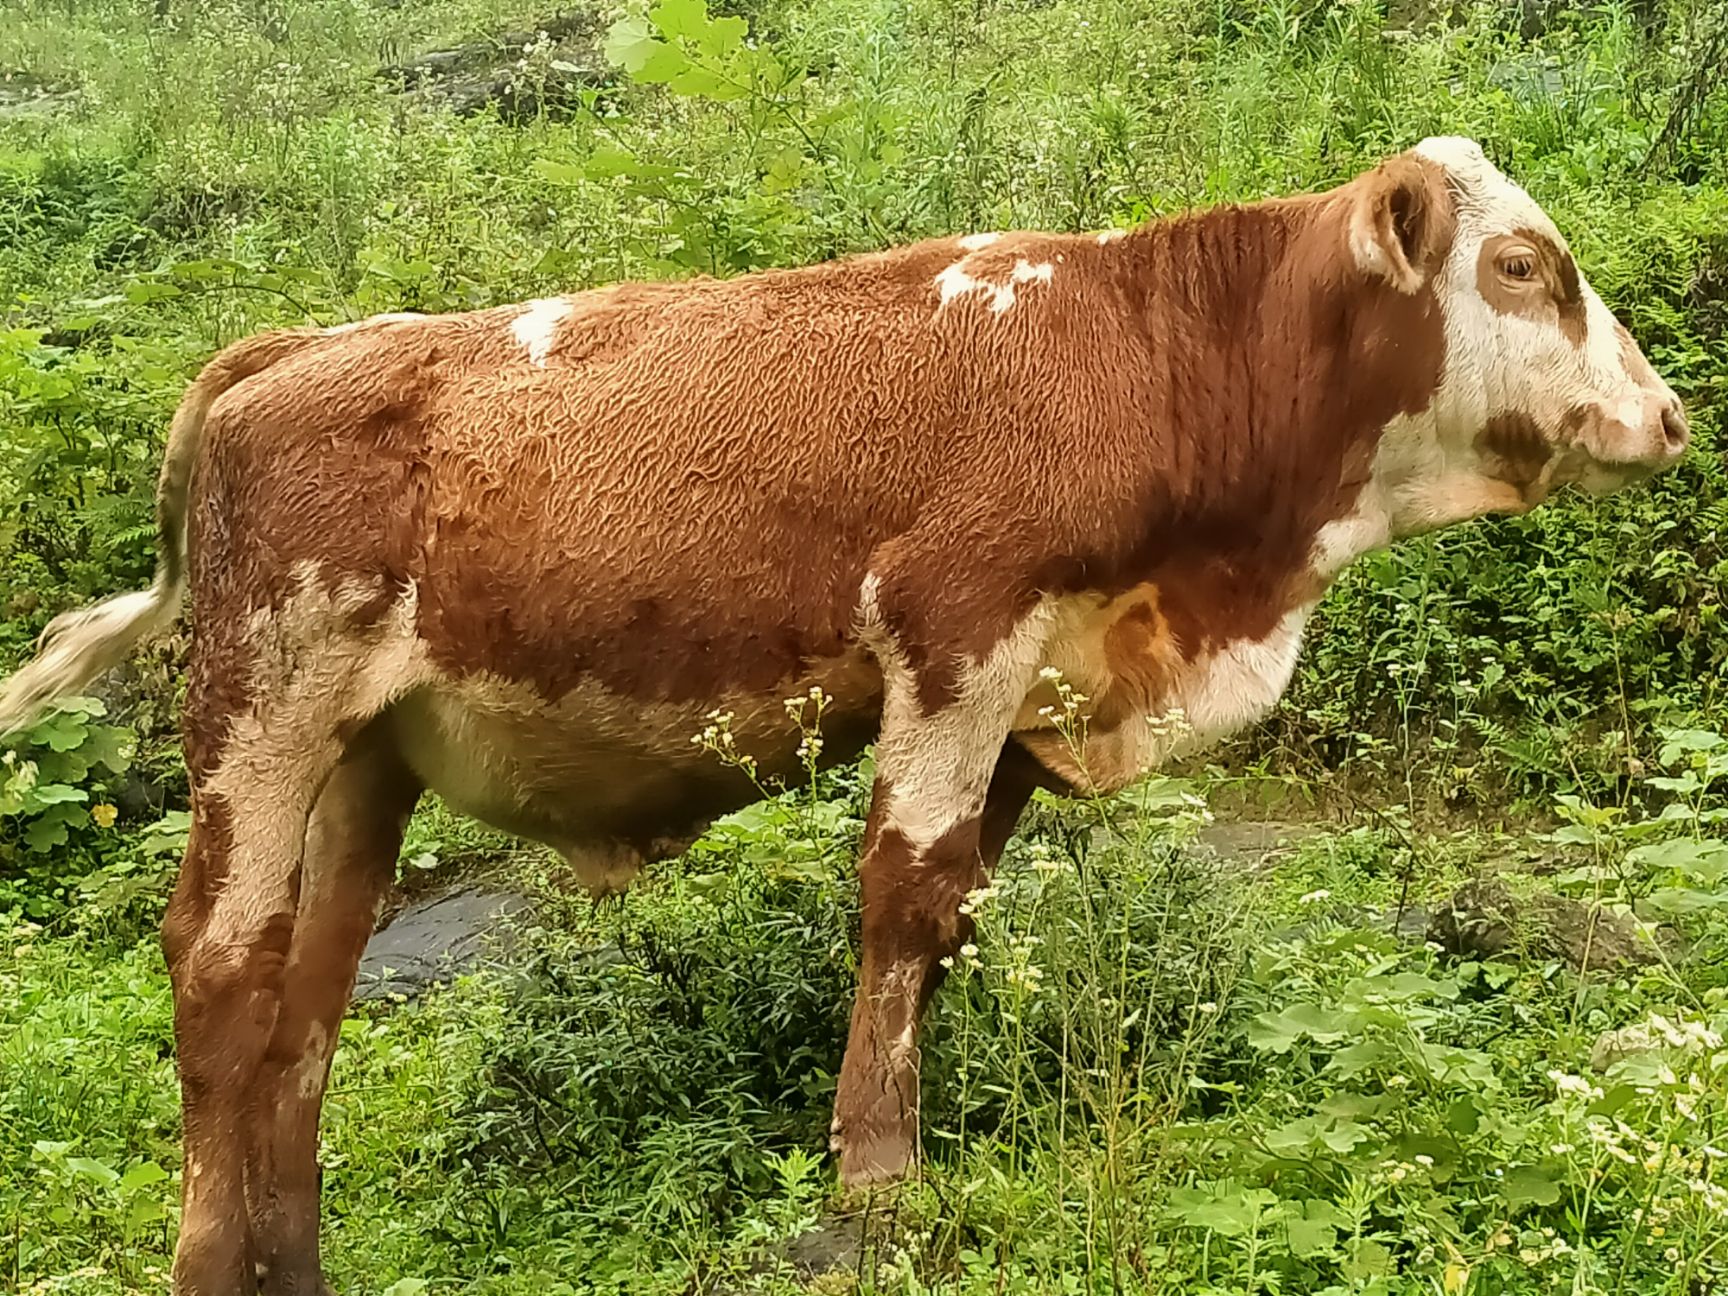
[832,578,1058,1185]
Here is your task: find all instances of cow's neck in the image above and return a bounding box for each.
[1103,193,1447,642]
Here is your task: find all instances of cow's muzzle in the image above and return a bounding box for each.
[1573,390,1690,478]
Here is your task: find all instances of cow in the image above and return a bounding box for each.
[0,136,1687,1294]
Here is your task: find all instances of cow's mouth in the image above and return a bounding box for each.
[1562,395,1689,493]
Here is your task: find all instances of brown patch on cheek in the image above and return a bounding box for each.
[1477,230,1587,348]
[1476,412,1553,498]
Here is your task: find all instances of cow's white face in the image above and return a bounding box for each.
[1347,136,1687,541]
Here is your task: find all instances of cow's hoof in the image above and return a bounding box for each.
[833,1122,916,1191]
[256,1262,339,1296]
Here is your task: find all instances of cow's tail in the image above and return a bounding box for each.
[0,327,325,737]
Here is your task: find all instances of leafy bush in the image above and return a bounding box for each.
[0,697,134,917]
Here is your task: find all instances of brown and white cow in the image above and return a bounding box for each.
[0,136,1686,1293]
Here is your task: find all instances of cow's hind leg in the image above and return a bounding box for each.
[164,764,335,1294]
[250,723,422,1295]
[163,596,420,1294]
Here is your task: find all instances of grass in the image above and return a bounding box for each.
[5,765,1728,1293]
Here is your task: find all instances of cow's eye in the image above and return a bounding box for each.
[1498,251,1537,282]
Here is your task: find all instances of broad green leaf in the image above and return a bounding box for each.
[1166,1186,1278,1237]
[122,280,183,304]
[141,810,192,857]
[170,259,233,282]
[1245,1001,1352,1053]
[1284,1213,1339,1259]
[603,16,661,73]
[1647,774,1701,794]
[650,0,710,40]
[534,159,588,186]
[273,265,330,285]
[23,782,87,808]
[1266,1115,1372,1156]
[1502,1165,1561,1207]
[1342,1239,1394,1280]
[582,143,682,185]
[30,710,90,752]
[1626,837,1728,882]
[1328,1038,1394,1077]
[1319,1092,1394,1121]
[80,724,135,775]
[668,62,746,99]
[1645,886,1728,915]
[25,800,87,850]
[1659,727,1725,766]
[126,1195,167,1228]
[65,1156,121,1186]
[1587,1084,1639,1118]
[632,40,693,83]
[118,1161,169,1194]
[696,13,748,57]
[1415,1042,1497,1087]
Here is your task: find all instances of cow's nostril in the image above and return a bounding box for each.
[1662,402,1691,450]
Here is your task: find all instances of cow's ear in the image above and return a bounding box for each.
[1350,155,1455,293]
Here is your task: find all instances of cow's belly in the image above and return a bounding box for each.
[383,588,1310,884]
[385,647,884,886]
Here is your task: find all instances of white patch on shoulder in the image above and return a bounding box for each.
[323,312,426,335]
[1173,606,1310,747]
[858,574,1068,851]
[512,297,574,367]
[934,262,994,308]
[1013,601,1310,795]
[958,232,1001,251]
[933,258,1056,316]
[1096,229,1127,245]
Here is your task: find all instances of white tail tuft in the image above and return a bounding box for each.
[0,325,326,739]
[0,584,180,737]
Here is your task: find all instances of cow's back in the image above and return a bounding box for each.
[194,232,1154,712]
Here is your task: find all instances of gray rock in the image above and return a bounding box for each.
[354,886,530,1003]
[1194,819,1321,871]
[0,74,77,120]
[378,11,609,122]
[1392,902,1433,943]
[1427,878,1658,973]
[1268,902,1432,947]
[779,1215,865,1277]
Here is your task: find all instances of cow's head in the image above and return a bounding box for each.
[1343,136,1687,540]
